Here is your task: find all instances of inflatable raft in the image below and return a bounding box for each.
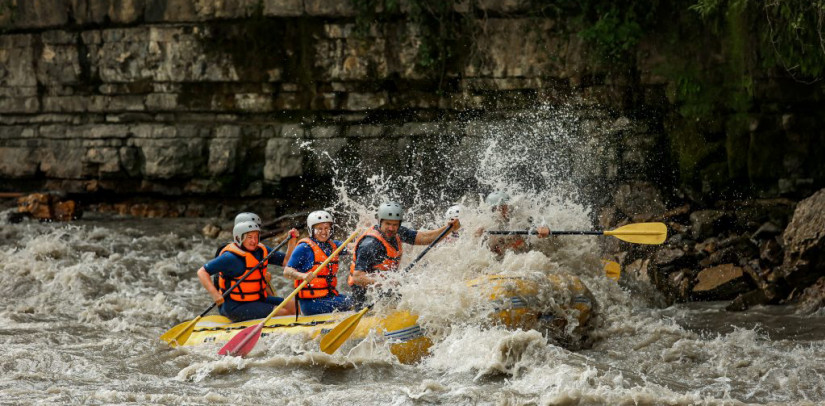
[178,273,596,363]
[469,273,597,349]
[182,309,431,364]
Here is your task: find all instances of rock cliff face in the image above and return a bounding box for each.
[0,0,823,202]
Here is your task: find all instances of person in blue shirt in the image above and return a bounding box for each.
[196,218,299,322]
[283,210,353,315]
[347,201,460,308]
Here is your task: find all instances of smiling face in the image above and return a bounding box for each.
[312,222,332,242]
[379,220,401,238]
[241,230,260,251]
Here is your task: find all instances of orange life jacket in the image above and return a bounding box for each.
[493,237,525,255]
[295,238,340,299]
[218,243,269,302]
[348,226,402,286]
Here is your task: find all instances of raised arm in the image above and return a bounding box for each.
[413,219,461,245]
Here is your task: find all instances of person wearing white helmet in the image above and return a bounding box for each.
[347,201,461,307]
[213,212,266,257]
[443,204,462,243]
[477,191,551,258]
[445,205,461,221]
[195,213,300,322]
[282,210,353,315]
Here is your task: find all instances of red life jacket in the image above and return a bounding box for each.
[348,226,402,286]
[295,238,340,299]
[218,243,269,302]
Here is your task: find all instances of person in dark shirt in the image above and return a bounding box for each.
[347,201,460,308]
[283,210,352,315]
[196,218,298,322]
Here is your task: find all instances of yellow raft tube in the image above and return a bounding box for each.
[184,309,430,364]
[180,273,596,363]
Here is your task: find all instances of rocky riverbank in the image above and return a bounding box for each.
[605,185,825,312]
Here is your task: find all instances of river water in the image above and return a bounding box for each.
[3,107,825,405]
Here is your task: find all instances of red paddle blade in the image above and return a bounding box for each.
[218,323,263,357]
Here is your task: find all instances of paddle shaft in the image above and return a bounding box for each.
[402,223,454,272]
[199,236,291,317]
[487,229,666,236]
[487,230,602,236]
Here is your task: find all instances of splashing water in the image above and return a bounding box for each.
[3,105,825,404]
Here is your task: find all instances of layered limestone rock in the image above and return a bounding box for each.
[1,1,823,200]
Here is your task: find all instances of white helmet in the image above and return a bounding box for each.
[233,221,261,245]
[376,201,404,222]
[445,205,461,221]
[485,191,510,207]
[307,210,334,235]
[234,212,262,226]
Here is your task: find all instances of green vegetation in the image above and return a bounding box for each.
[351,0,473,88]
[692,0,825,79]
[541,0,661,65]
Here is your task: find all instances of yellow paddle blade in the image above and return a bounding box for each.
[604,222,667,245]
[320,307,370,354]
[159,316,201,347]
[601,260,621,282]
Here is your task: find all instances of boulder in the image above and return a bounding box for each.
[16,193,81,221]
[726,289,770,311]
[751,222,783,241]
[202,223,221,239]
[795,276,825,314]
[691,263,753,300]
[690,210,729,240]
[625,258,650,284]
[780,188,825,287]
[662,204,691,220]
[698,246,739,268]
[760,238,783,265]
[668,269,692,301]
[613,181,666,222]
[695,237,719,254]
[653,247,686,266]
[53,200,79,221]
[17,193,52,219]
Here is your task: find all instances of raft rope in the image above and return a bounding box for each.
[194,319,333,332]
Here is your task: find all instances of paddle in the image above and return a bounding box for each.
[487,222,668,245]
[319,222,455,355]
[160,236,292,347]
[602,260,621,281]
[218,229,363,357]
